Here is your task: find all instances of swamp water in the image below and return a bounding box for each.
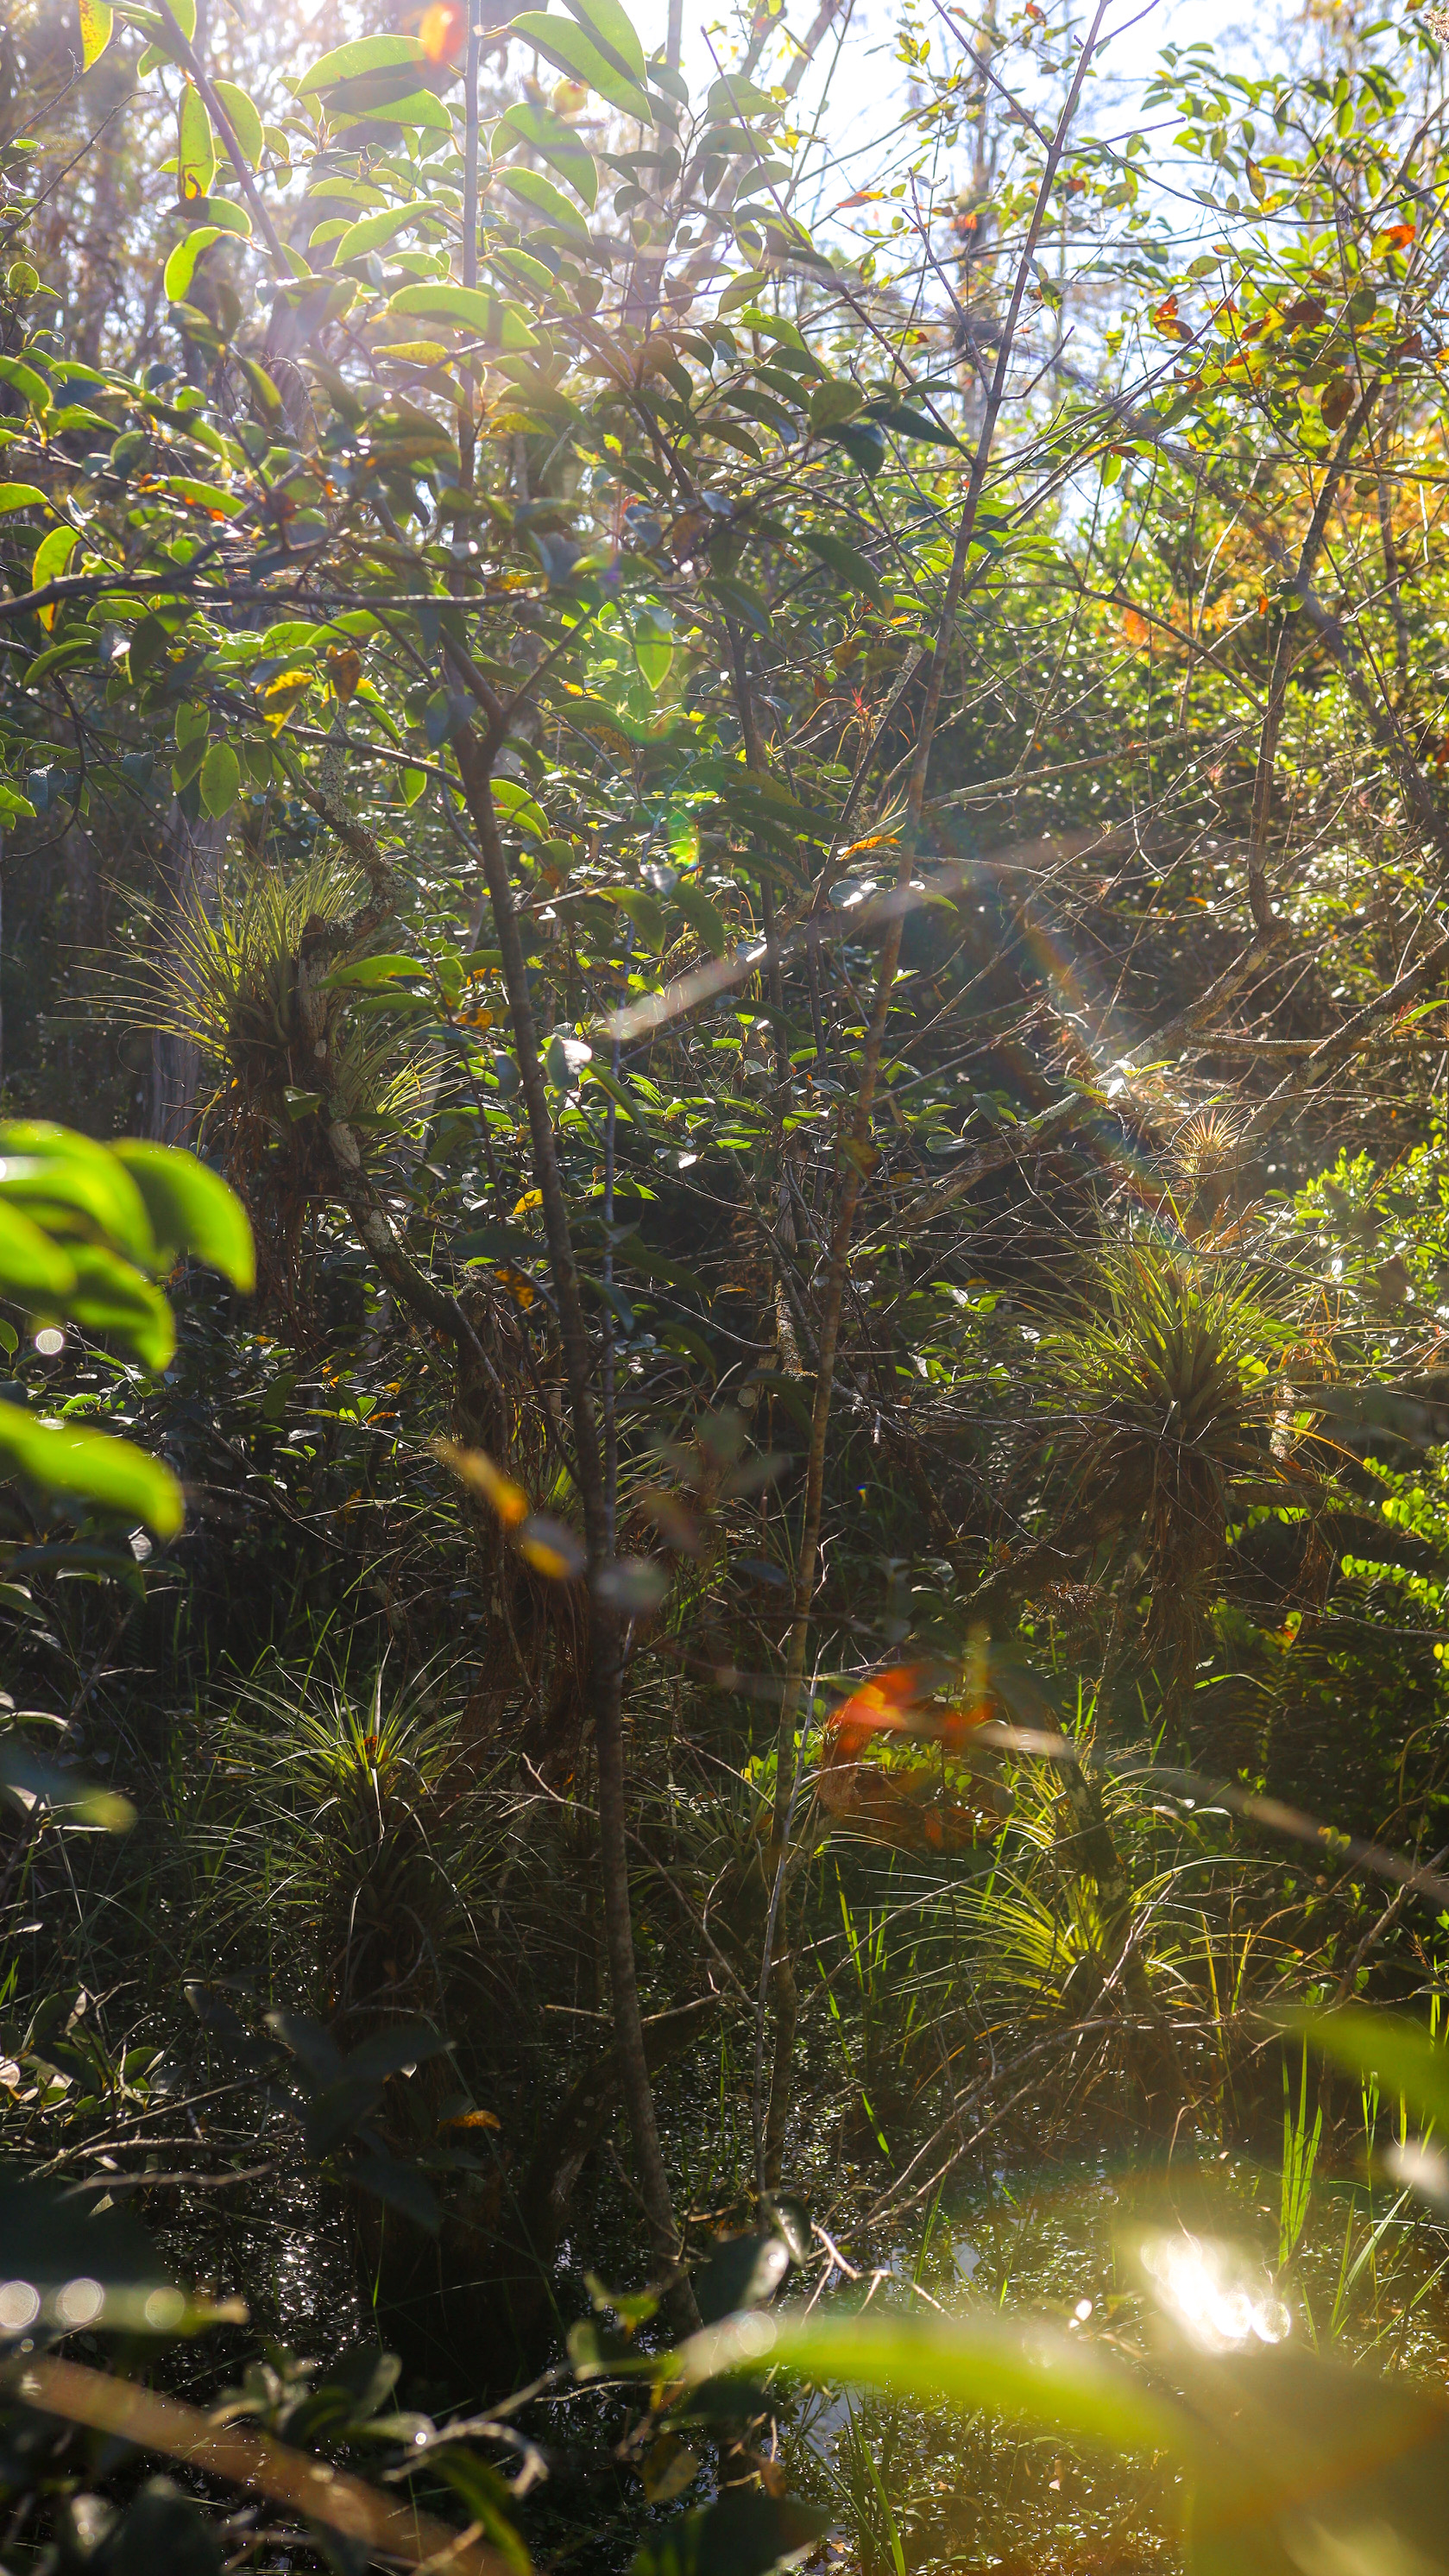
[776,2144,1449,2575]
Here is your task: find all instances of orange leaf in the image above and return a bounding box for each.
[1121,605,1151,647]
[1383,221,1416,249]
[827,1663,936,1758]
[419,0,467,60]
[434,1441,529,1526]
[325,645,362,703]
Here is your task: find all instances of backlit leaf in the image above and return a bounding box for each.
[213,78,264,167]
[295,34,428,95]
[561,0,647,85]
[30,525,81,632]
[177,79,216,201]
[494,100,599,205]
[110,1145,255,1291]
[435,1440,530,1527]
[497,166,591,242]
[508,12,652,119]
[79,0,113,69]
[386,284,539,345]
[0,1403,184,1537]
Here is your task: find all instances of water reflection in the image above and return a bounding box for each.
[1140,2231,1291,2352]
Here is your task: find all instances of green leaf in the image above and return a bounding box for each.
[0,1402,184,1537]
[491,777,547,837]
[802,528,885,605]
[497,166,591,243]
[865,398,961,448]
[213,78,263,167]
[612,887,667,950]
[30,524,80,629]
[164,224,224,302]
[705,73,779,118]
[508,12,652,119]
[0,483,49,515]
[672,880,729,957]
[0,1733,133,1829]
[67,1247,176,1372]
[0,356,51,415]
[674,2311,1198,2464]
[494,102,598,205]
[0,1124,158,1268]
[318,953,425,989]
[0,1206,78,1302]
[562,0,647,85]
[79,0,114,67]
[387,284,538,346]
[326,73,452,129]
[633,603,673,693]
[178,78,216,200]
[198,740,241,818]
[633,2490,827,2576]
[825,418,886,475]
[808,377,863,431]
[1292,2006,1449,2131]
[331,205,427,264]
[294,33,428,94]
[110,1144,255,1290]
[25,637,98,687]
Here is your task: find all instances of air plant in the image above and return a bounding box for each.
[1040,1237,1298,1690]
[110,852,437,1302]
[201,1663,512,2032]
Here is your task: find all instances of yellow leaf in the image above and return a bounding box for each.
[512,1189,543,1219]
[434,1439,530,1527]
[516,1514,586,1580]
[79,0,113,69]
[257,667,314,734]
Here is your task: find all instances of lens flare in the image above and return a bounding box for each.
[1140,2233,1290,2352]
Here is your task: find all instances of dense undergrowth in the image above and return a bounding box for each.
[9,0,1449,2564]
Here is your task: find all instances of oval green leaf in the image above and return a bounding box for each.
[295,33,427,96]
[672,878,728,957]
[493,101,598,205]
[110,1143,255,1291]
[331,205,427,264]
[507,12,652,119]
[562,0,647,84]
[0,1206,79,1303]
[0,1401,184,1538]
[164,224,222,303]
[212,78,264,168]
[30,524,81,631]
[497,165,591,242]
[0,484,51,515]
[198,740,241,818]
[0,1123,159,1269]
[178,79,216,201]
[386,283,538,346]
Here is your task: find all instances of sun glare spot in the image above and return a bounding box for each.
[1140,2234,1290,2352]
